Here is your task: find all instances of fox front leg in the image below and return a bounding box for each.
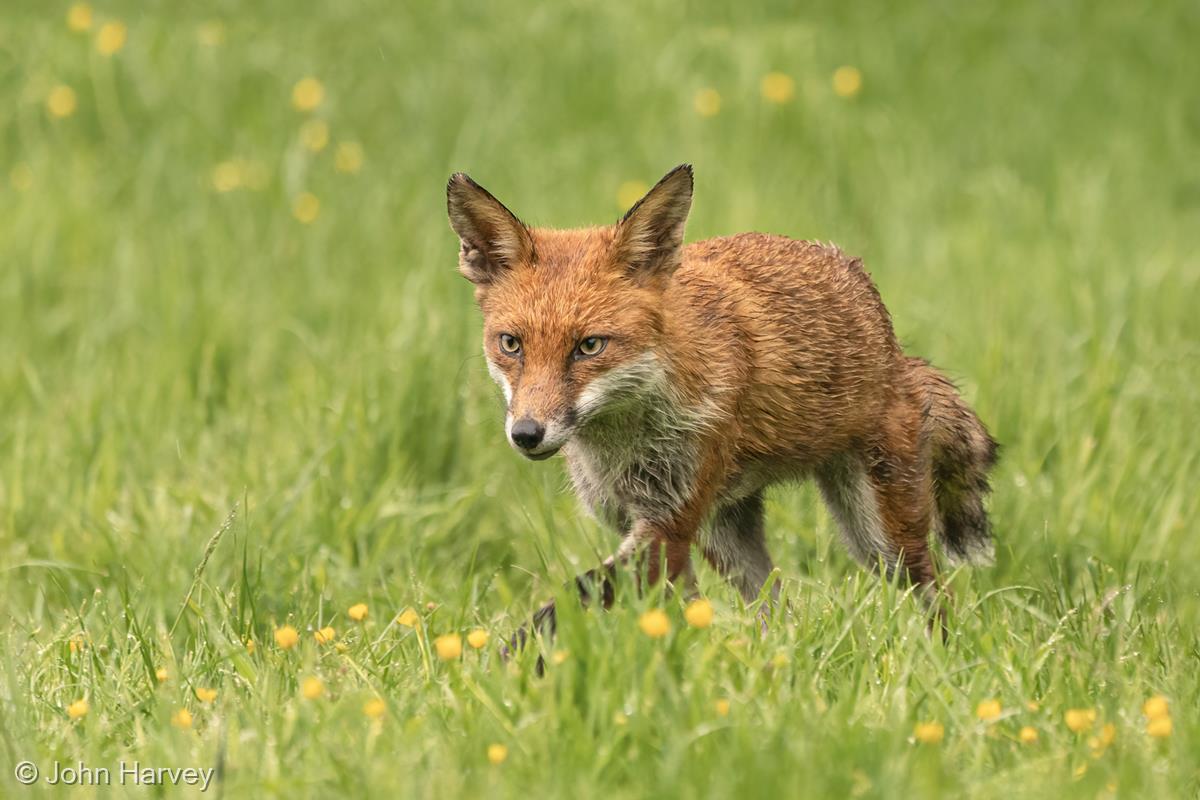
[501,558,619,659]
[502,445,723,667]
[502,519,698,667]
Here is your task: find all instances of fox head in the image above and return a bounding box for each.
[447,165,694,460]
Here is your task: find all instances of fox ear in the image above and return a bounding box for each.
[447,174,534,284]
[614,164,693,281]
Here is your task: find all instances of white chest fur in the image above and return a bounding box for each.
[564,394,711,527]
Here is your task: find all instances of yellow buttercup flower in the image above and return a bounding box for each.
[301,676,324,700]
[638,609,670,638]
[67,3,93,32]
[850,771,872,797]
[10,163,33,192]
[467,629,489,649]
[552,650,569,665]
[46,85,78,118]
[714,699,731,717]
[684,598,714,628]
[1065,708,1096,733]
[693,88,721,117]
[171,708,193,729]
[616,180,648,210]
[975,699,1002,722]
[96,21,127,56]
[300,119,329,153]
[832,66,863,98]
[913,721,944,744]
[67,699,89,720]
[211,160,241,193]
[1141,695,1172,738]
[434,634,462,661]
[274,625,300,650]
[1142,695,1169,720]
[348,603,368,621]
[396,607,420,627]
[1019,726,1039,744]
[487,744,508,765]
[245,639,256,654]
[1087,723,1116,757]
[155,667,169,683]
[314,626,336,644]
[335,141,364,174]
[293,192,320,224]
[363,698,386,719]
[1146,716,1172,738]
[292,77,324,112]
[195,687,217,703]
[196,21,225,47]
[760,72,796,104]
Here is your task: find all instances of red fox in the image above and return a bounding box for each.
[447,164,997,644]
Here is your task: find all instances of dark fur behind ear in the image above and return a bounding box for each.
[614,164,694,281]
[446,174,534,284]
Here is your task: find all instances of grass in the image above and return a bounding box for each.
[1,0,1198,796]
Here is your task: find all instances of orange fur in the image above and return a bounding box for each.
[448,165,997,650]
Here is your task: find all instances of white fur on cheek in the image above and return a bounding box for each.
[574,352,665,420]
[486,358,513,404]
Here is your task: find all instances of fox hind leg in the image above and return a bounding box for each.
[816,445,938,587]
[817,416,950,634]
[816,455,897,573]
[700,491,779,605]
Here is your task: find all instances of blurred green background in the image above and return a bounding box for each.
[1,1,1197,797]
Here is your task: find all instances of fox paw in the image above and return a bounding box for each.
[500,600,558,674]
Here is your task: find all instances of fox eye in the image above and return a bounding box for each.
[498,333,522,355]
[575,336,607,358]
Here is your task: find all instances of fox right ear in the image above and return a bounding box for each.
[613,164,693,282]
[446,174,533,284]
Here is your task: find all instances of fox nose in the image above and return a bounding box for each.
[509,417,545,450]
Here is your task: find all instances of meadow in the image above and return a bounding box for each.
[1,1,1198,797]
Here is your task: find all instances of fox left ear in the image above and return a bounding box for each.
[613,164,693,281]
[447,173,534,285]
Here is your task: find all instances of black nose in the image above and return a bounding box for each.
[510,417,545,450]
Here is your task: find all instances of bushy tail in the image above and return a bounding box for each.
[909,358,999,565]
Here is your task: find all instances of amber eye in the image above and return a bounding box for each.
[576,337,607,358]
[498,333,522,355]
